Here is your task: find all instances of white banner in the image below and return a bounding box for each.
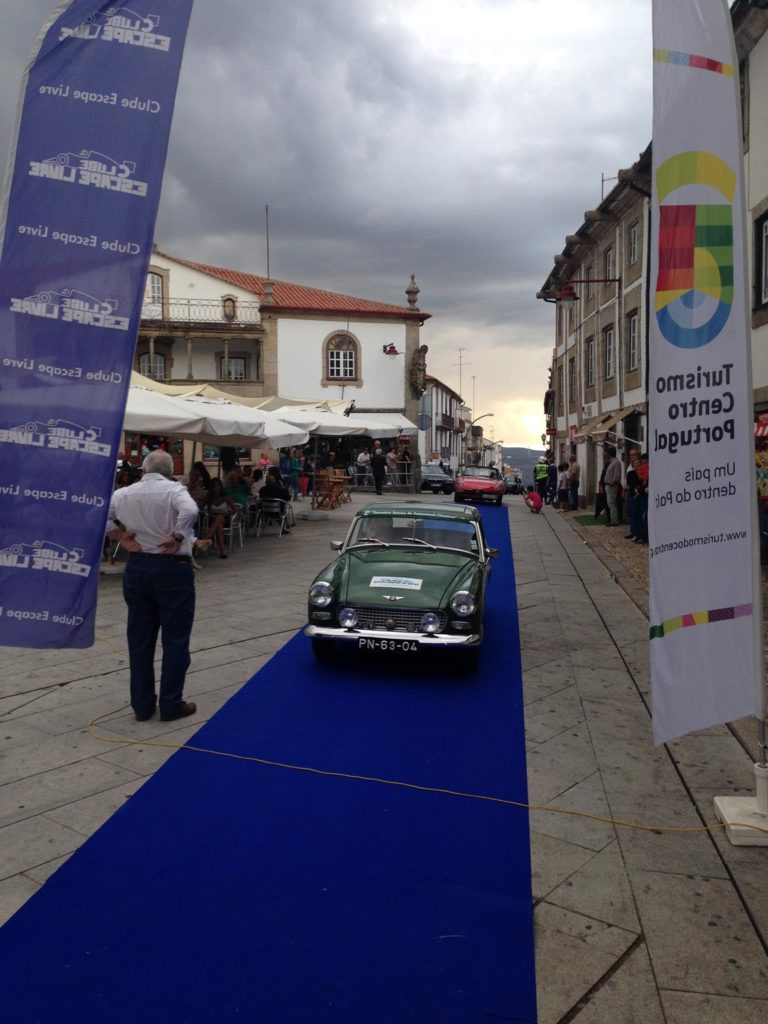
[649,0,762,743]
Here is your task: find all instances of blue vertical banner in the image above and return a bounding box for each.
[0,1,193,648]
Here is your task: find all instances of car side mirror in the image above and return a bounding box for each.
[330,540,343,551]
[487,547,499,558]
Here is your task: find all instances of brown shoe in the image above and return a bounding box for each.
[160,701,197,722]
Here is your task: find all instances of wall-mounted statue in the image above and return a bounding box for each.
[410,344,428,397]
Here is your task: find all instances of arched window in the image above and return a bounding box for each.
[143,272,164,318]
[139,352,166,380]
[326,333,358,380]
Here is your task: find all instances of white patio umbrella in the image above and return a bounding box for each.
[123,388,309,448]
[269,405,401,438]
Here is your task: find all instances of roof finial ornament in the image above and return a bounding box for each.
[406,274,420,309]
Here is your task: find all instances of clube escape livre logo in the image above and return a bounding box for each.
[59,6,172,52]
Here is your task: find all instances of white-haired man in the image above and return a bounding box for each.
[107,450,199,722]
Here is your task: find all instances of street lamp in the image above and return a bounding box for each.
[466,413,494,467]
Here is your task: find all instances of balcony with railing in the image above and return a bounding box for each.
[141,298,262,327]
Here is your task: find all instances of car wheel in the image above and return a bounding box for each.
[453,492,463,503]
[495,494,503,506]
[312,637,335,661]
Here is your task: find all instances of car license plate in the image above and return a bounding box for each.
[357,637,420,653]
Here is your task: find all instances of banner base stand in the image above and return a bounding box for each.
[713,764,768,847]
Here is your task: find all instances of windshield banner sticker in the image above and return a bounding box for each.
[0,1,193,649]
[370,576,424,591]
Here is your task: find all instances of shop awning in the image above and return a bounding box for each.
[350,412,419,434]
[755,414,768,437]
[573,405,644,442]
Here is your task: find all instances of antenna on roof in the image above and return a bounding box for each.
[265,204,271,279]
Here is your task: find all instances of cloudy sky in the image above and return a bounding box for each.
[0,0,653,447]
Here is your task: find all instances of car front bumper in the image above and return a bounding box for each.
[305,624,480,647]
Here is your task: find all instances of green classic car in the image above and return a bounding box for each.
[305,501,497,670]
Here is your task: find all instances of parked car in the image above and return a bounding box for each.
[419,465,454,494]
[453,466,505,505]
[305,501,497,670]
[504,474,523,494]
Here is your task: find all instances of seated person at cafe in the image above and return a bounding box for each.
[186,464,211,509]
[203,477,237,558]
[259,467,293,532]
[249,468,264,495]
[259,467,292,502]
[224,469,250,507]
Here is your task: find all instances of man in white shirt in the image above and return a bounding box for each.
[107,450,200,722]
[355,447,370,485]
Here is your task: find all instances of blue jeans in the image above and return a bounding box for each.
[123,555,196,719]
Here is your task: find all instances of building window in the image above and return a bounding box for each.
[604,247,614,282]
[325,332,359,380]
[756,213,768,308]
[557,365,564,413]
[603,325,614,380]
[139,352,166,380]
[219,356,247,381]
[585,264,593,300]
[585,336,595,387]
[143,272,163,317]
[627,311,639,370]
[628,221,639,265]
[568,356,576,403]
[222,296,237,321]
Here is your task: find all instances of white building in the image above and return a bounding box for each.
[137,250,430,427]
[418,374,467,471]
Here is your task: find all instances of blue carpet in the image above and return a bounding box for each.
[0,506,536,1024]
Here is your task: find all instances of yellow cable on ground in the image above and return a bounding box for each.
[88,705,768,838]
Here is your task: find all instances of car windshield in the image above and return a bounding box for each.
[463,467,495,478]
[349,514,478,554]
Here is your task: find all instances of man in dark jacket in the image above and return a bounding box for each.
[370,444,387,495]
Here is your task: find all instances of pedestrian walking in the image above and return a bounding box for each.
[107,450,199,722]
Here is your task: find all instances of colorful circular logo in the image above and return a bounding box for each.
[655,151,735,349]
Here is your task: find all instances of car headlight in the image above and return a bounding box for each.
[338,607,358,628]
[450,590,476,617]
[309,581,334,608]
[420,611,442,634]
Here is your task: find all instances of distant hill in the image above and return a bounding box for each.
[501,446,545,487]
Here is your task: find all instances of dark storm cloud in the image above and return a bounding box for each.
[0,0,652,442]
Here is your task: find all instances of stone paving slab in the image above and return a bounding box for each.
[515,502,767,1019]
[0,492,766,1022]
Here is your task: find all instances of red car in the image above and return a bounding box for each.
[453,466,505,506]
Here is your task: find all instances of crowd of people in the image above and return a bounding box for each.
[114,448,310,560]
[524,447,649,545]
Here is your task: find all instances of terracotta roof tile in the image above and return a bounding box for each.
[161,252,429,320]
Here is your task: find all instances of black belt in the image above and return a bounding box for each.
[127,552,191,562]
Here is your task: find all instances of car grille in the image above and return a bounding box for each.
[347,606,448,633]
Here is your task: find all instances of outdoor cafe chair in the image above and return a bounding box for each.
[223,505,245,553]
[256,498,290,537]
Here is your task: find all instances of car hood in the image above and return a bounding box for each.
[458,477,497,490]
[340,547,479,608]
